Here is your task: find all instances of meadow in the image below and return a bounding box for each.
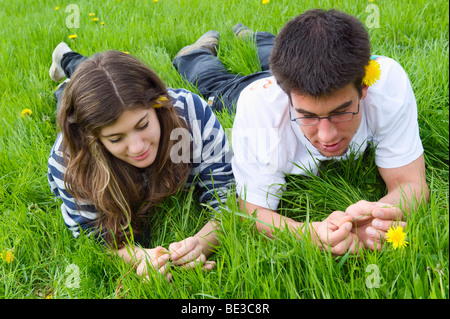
[0,0,448,301]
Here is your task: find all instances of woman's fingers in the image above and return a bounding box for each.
[170,237,203,264]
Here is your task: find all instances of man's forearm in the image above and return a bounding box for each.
[239,198,315,239]
[378,181,429,214]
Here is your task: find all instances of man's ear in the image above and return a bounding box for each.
[361,84,369,100]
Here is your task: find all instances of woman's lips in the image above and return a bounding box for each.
[131,148,150,161]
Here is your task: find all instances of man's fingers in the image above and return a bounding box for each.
[372,206,403,221]
[331,233,359,255]
[372,218,406,232]
[320,220,353,248]
[327,211,351,226]
[345,200,374,217]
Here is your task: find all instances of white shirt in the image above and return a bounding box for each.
[232,56,424,210]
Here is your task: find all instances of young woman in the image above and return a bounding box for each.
[47,43,234,280]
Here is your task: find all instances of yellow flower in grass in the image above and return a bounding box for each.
[68,34,77,40]
[386,225,408,250]
[55,6,60,10]
[20,108,32,117]
[89,13,95,17]
[262,0,270,4]
[362,59,381,86]
[1,250,14,263]
[91,17,99,22]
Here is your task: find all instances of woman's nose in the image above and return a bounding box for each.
[128,135,145,154]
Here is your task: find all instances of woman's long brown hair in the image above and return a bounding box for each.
[57,51,191,247]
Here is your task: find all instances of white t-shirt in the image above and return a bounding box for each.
[231,56,424,210]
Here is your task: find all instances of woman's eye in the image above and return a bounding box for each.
[109,137,122,144]
[138,122,149,130]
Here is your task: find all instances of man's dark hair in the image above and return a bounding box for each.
[270,9,371,98]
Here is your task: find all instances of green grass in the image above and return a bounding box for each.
[0,0,448,300]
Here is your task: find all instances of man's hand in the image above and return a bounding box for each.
[312,211,362,255]
[345,200,406,250]
[169,236,216,271]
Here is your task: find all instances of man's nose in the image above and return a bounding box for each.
[317,118,338,143]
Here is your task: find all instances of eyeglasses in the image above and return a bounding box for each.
[290,101,360,126]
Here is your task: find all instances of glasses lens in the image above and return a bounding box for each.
[329,113,354,123]
[297,117,318,126]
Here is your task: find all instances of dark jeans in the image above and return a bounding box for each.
[172,32,276,114]
[54,52,87,112]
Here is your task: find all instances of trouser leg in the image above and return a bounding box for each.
[54,52,88,112]
[173,49,243,98]
[60,52,88,78]
[254,32,276,71]
[173,48,245,113]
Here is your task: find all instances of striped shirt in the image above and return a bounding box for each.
[48,88,235,238]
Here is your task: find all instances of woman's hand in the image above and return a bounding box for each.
[133,246,172,282]
[169,236,216,271]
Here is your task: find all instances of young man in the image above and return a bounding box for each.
[173,9,429,255]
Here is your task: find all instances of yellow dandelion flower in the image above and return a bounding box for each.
[89,13,95,17]
[0,250,14,263]
[362,59,381,86]
[68,34,77,40]
[55,6,60,10]
[157,96,168,102]
[262,0,270,4]
[91,17,99,22]
[20,108,32,117]
[154,0,158,2]
[101,22,105,26]
[153,96,168,108]
[386,225,408,249]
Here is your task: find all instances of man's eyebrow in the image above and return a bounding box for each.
[102,113,148,138]
[294,100,353,115]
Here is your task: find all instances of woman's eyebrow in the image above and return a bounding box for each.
[102,113,148,138]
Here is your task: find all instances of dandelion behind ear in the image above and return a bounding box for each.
[362,59,381,86]
[153,96,168,108]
